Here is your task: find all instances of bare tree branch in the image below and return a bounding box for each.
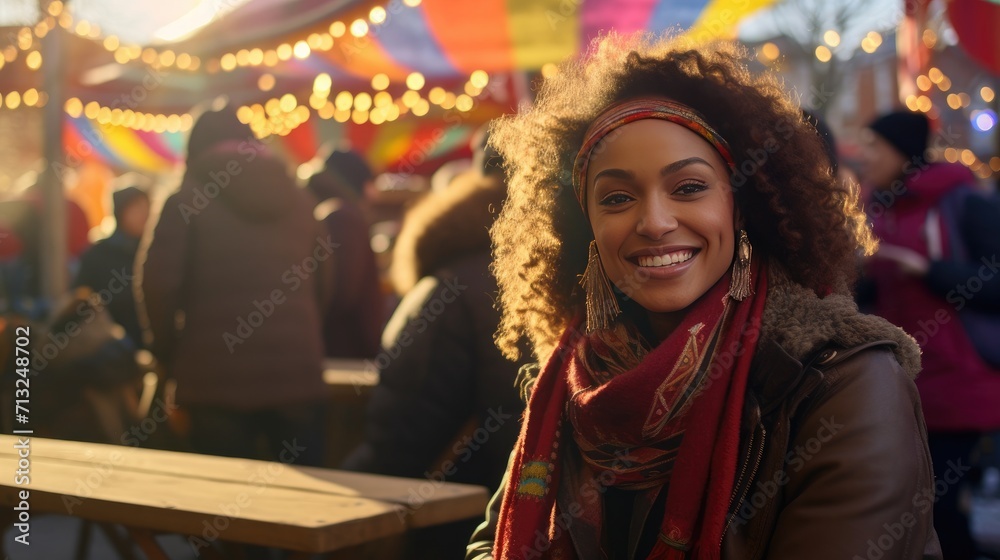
[753,0,890,116]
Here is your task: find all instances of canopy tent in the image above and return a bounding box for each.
[63,112,483,172]
[1,0,781,178]
[0,0,787,311]
[176,0,777,81]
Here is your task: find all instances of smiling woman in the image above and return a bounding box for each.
[585,118,736,339]
[467,33,942,560]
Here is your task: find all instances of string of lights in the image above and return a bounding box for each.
[0,88,48,110]
[903,67,997,179]
[2,0,498,126]
[751,29,997,180]
[25,0,424,80]
[51,71,488,141]
[756,30,887,66]
[2,4,992,175]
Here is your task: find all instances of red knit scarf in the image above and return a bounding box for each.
[495,263,767,559]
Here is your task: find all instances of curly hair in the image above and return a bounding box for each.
[490,33,876,361]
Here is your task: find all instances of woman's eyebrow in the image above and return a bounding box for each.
[593,157,713,184]
[593,168,635,183]
[660,157,712,176]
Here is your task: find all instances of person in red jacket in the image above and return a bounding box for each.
[0,188,91,317]
[862,110,1000,560]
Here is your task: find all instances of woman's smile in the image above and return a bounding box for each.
[632,248,698,268]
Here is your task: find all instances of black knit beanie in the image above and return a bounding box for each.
[867,111,930,163]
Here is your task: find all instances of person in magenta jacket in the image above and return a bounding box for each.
[862,109,1000,560]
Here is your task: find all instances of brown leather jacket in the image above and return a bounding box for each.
[467,277,943,560]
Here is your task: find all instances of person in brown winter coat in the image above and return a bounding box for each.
[135,107,332,466]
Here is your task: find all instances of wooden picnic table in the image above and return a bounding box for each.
[0,435,487,557]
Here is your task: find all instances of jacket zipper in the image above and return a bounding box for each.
[715,356,826,549]
[721,424,766,544]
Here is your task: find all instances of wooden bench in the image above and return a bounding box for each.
[0,436,487,557]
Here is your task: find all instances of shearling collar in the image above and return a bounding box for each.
[758,266,921,378]
[748,265,922,413]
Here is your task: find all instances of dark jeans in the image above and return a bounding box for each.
[928,431,982,560]
[188,403,327,467]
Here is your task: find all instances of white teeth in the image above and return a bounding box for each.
[637,251,694,268]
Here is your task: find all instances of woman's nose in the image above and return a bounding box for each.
[635,197,678,239]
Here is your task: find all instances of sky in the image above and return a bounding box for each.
[738,0,903,46]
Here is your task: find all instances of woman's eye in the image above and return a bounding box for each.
[675,182,708,195]
[598,193,633,206]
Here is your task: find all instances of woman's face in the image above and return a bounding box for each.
[586,119,736,317]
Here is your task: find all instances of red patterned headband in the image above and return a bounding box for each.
[572,97,736,213]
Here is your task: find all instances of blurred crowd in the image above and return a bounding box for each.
[0,101,998,558]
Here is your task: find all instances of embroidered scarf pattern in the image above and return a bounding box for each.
[494,262,767,559]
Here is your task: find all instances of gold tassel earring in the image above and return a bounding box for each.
[728,229,753,301]
[582,240,621,332]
